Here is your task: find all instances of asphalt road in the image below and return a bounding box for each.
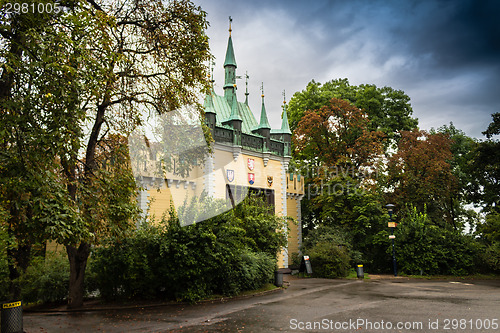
[24,276,500,332]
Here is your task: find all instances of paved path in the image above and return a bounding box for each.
[24,277,500,332]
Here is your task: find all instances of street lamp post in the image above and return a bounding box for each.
[386,204,397,277]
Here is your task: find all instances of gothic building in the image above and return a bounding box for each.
[136,22,304,268]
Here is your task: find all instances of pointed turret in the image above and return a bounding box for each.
[223,36,237,68]
[258,97,271,130]
[255,84,271,150]
[280,103,292,135]
[223,17,237,106]
[203,89,216,129]
[204,62,217,129]
[223,91,242,133]
[280,100,292,156]
[257,83,271,130]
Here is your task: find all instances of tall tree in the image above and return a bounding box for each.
[386,130,459,228]
[0,0,90,297]
[435,123,478,230]
[293,98,384,236]
[1,0,211,308]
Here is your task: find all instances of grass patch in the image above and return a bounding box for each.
[345,269,370,280]
[237,283,278,296]
[204,283,279,302]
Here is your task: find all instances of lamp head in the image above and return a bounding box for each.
[385,203,395,215]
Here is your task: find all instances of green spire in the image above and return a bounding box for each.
[280,102,292,135]
[203,90,215,114]
[227,92,242,121]
[223,17,237,68]
[223,17,237,105]
[223,36,237,67]
[258,83,270,129]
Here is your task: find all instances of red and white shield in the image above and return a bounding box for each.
[247,158,255,171]
[248,173,255,185]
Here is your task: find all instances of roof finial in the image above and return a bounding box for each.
[209,60,215,86]
[244,71,250,105]
[260,82,265,98]
[282,89,286,104]
[229,16,232,36]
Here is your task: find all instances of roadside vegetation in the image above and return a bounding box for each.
[0,196,287,304]
[289,80,500,279]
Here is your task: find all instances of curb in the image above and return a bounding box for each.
[24,285,284,314]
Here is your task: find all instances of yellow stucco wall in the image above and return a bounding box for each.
[139,146,303,268]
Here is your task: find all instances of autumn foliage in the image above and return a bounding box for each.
[387,130,459,226]
[293,98,384,169]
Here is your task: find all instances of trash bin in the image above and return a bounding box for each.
[1,300,23,333]
[356,265,364,279]
[274,271,283,287]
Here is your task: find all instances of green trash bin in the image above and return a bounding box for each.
[1,300,23,333]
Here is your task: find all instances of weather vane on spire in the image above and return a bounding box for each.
[229,16,232,36]
[260,82,265,98]
[209,59,215,86]
[283,89,286,104]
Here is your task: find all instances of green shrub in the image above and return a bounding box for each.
[0,224,10,300]
[307,241,351,278]
[480,242,500,273]
[90,196,285,302]
[395,206,482,275]
[0,254,9,300]
[236,250,275,291]
[301,225,352,278]
[18,252,69,303]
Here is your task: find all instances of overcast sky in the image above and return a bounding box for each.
[196,0,499,139]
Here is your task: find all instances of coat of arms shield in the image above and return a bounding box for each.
[226,169,234,182]
[248,173,255,185]
[267,176,273,187]
[247,158,255,171]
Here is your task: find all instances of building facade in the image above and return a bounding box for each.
[135,23,304,268]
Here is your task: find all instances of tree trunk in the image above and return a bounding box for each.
[64,99,106,309]
[66,242,91,309]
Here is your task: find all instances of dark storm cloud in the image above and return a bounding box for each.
[198,0,500,138]
[406,0,500,69]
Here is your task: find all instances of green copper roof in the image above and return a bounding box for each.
[203,91,216,114]
[211,93,258,134]
[227,93,242,122]
[224,36,237,68]
[257,96,271,129]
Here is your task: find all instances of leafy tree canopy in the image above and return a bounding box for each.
[288,78,418,143]
[0,0,211,307]
[386,130,459,228]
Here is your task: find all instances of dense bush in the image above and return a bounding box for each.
[17,252,69,303]
[0,254,9,300]
[302,225,352,278]
[481,242,500,273]
[395,206,483,275]
[307,241,351,278]
[0,224,10,300]
[90,196,287,302]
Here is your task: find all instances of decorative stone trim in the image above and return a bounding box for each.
[280,161,288,268]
